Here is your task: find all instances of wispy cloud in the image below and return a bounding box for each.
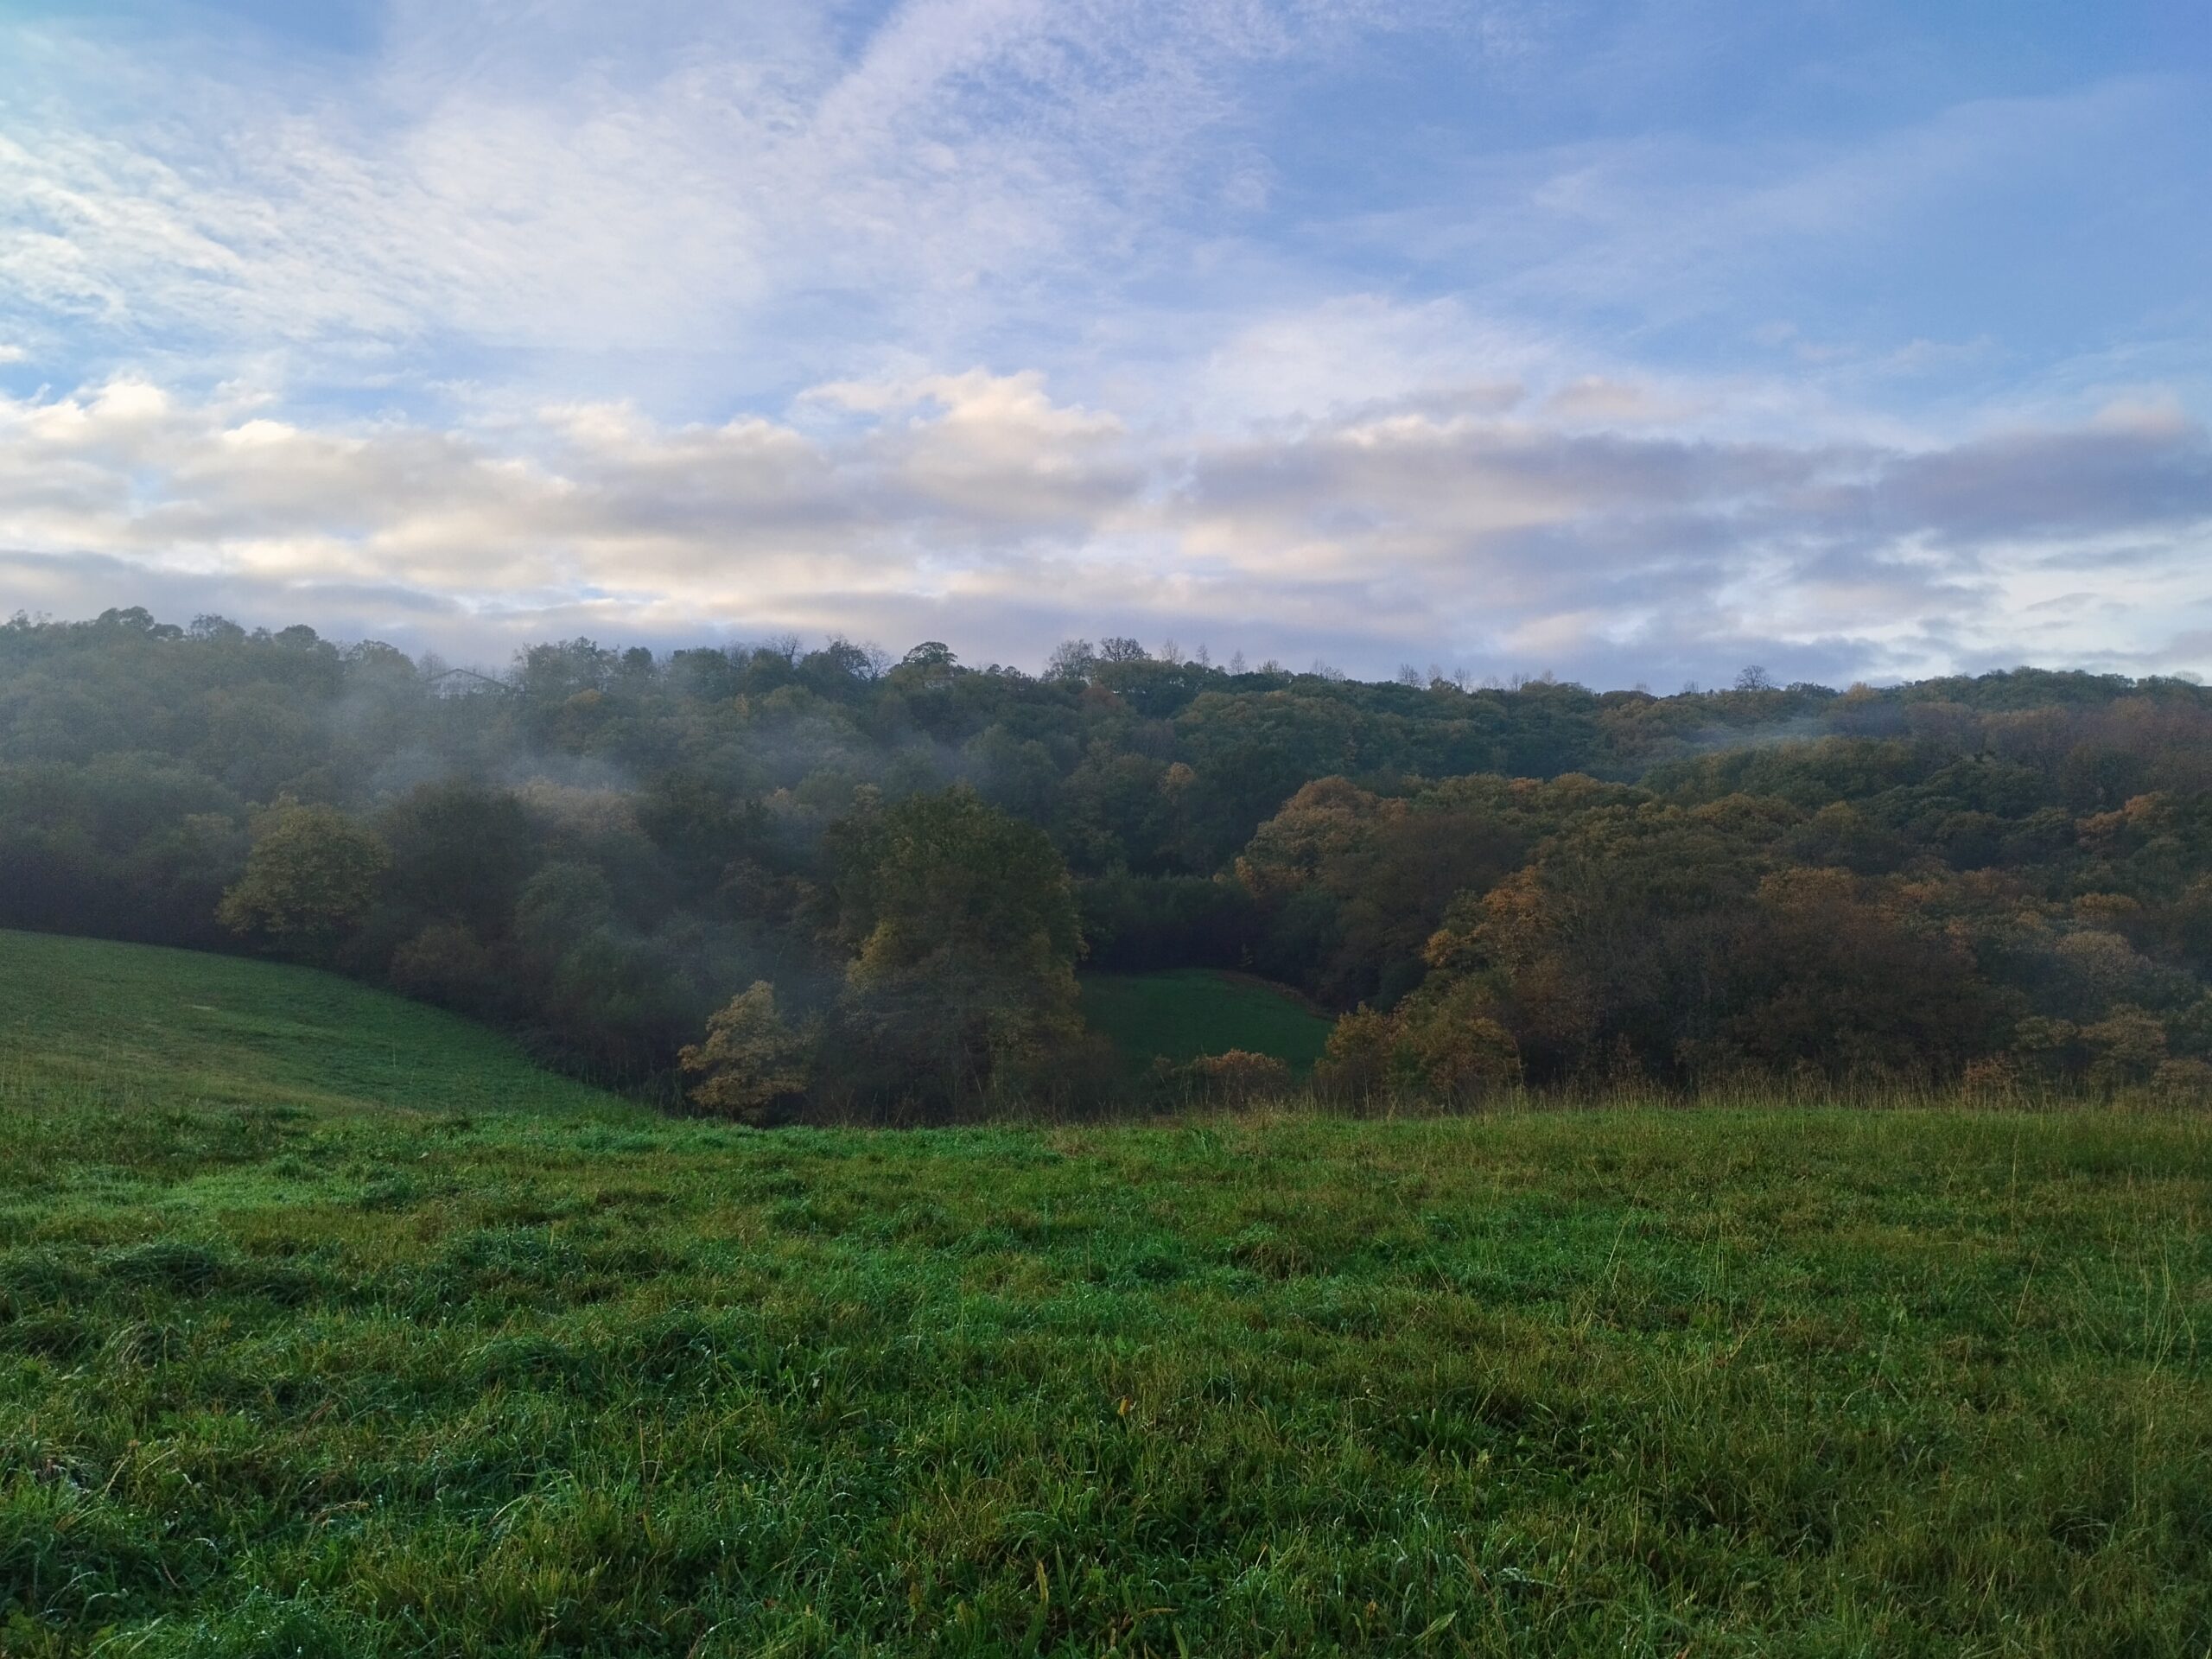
[0,2,1415,389]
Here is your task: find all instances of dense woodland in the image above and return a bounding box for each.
[5,605,2212,1116]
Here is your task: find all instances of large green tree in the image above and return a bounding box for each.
[219,802,391,944]
[826,786,1084,1109]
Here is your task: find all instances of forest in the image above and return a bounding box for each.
[4,604,2210,1118]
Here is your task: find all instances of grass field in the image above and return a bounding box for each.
[0,928,619,1121]
[3,931,2211,1655]
[1078,968,1334,1074]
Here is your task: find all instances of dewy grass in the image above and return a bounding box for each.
[1,931,2209,1656]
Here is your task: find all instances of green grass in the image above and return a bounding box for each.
[3,931,2211,1655]
[0,929,617,1120]
[1079,968,1334,1074]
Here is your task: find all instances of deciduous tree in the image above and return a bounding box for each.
[679,982,813,1123]
[218,803,389,944]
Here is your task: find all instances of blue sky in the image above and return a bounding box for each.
[1,0,2207,685]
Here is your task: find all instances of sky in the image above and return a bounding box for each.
[1,0,2208,687]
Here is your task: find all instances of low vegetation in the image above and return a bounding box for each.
[3,931,2209,1655]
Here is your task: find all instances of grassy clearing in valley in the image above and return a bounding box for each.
[2,931,2209,1656]
[1077,967,1333,1076]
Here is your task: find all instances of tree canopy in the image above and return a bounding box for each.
[5,604,2211,1112]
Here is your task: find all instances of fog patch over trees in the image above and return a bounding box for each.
[6,605,2211,1116]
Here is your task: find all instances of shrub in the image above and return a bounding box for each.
[1315,1005,1395,1104]
[388,921,497,1009]
[2151,1057,2212,1106]
[1393,976,1523,1103]
[1401,1011,1522,1103]
[1189,1049,1292,1105]
[2082,1006,2168,1091]
[1961,1053,2022,1103]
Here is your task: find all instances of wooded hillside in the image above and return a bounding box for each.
[6,606,2209,1113]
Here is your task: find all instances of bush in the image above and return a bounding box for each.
[1315,1005,1395,1104]
[2151,1057,2212,1106]
[388,921,497,1010]
[1401,1012,1522,1103]
[1189,1049,1293,1105]
[1961,1053,2022,1103]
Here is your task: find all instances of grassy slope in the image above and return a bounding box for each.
[1079,968,1333,1074]
[1,933,2209,1656]
[0,928,617,1119]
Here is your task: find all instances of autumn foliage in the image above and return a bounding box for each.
[10,607,2212,1112]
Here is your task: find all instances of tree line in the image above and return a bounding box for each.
[4,606,2209,1116]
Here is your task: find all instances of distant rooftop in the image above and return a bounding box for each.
[424,667,510,698]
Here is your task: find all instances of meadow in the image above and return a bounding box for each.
[3,931,2210,1656]
[1077,969,1333,1075]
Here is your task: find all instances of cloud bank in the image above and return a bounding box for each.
[4,368,2206,686]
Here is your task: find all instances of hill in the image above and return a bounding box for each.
[0,928,620,1119]
[3,933,2210,1654]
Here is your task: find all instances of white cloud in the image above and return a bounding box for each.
[2,370,2207,686]
[0,0,1418,391]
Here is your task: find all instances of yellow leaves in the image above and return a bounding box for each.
[1318,984,1522,1105]
[1464,868,1549,968]
[1961,1053,2022,1102]
[846,920,905,990]
[1755,863,1860,914]
[2072,787,2174,852]
[2079,1006,2168,1085]
[2072,892,2143,927]
[678,981,812,1122]
[2152,1056,2212,1103]
[1420,927,1466,971]
[1315,1004,1395,1103]
[2076,808,2130,851]
[1235,775,1394,899]
[1396,1004,1522,1103]
[1689,791,1804,839]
